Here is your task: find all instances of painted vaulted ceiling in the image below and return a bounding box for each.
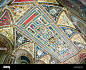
[0,0,86,64]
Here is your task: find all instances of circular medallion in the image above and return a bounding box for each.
[49,37,56,43]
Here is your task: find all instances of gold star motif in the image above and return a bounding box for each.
[18,24,20,27]
[34,41,35,43]
[31,21,33,23]
[23,28,25,30]
[41,23,43,24]
[41,13,42,15]
[61,62,63,64]
[34,1,38,5]
[33,29,35,31]
[37,26,39,27]
[36,8,38,11]
[11,24,15,28]
[33,36,34,38]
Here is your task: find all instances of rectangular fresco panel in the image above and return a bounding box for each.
[16,5,78,62]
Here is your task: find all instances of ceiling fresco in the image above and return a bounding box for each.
[0,0,86,64]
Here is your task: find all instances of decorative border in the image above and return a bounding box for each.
[11,0,36,4]
[63,53,79,64]
[38,0,58,4]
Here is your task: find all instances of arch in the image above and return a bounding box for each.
[36,60,46,64]
[14,49,34,64]
[0,34,13,55]
[17,56,30,64]
[0,32,13,45]
[80,58,86,64]
[0,34,13,64]
[3,54,16,64]
[39,54,51,64]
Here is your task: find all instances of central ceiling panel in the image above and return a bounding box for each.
[15,5,78,62]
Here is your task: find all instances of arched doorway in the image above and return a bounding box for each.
[14,49,33,64]
[16,56,30,64]
[0,34,13,64]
